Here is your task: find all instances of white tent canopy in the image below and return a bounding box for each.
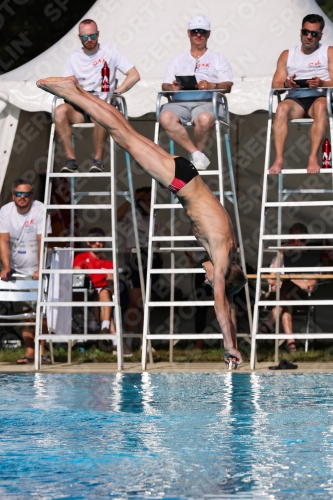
[0,0,331,189]
[0,0,332,117]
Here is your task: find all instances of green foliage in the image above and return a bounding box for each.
[0,0,95,74]
[2,343,333,364]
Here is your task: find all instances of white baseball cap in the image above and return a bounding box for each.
[188,15,210,31]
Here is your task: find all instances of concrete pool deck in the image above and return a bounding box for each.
[1,361,333,373]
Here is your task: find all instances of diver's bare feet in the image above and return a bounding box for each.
[36,76,79,99]
[269,158,284,174]
[307,157,321,174]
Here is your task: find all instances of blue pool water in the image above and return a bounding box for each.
[1,372,333,499]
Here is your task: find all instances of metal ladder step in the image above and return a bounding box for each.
[265,201,333,207]
[49,172,113,178]
[268,168,333,174]
[262,234,333,240]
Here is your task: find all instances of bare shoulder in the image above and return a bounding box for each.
[327,46,333,58]
[277,50,289,64]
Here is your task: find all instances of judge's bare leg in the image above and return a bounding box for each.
[54,103,85,159]
[269,99,306,174]
[17,322,49,364]
[160,111,198,154]
[281,308,297,351]
[307,97,327,174]
[193,112,214,152]
[37,77,175,185]
[91,119,109,160]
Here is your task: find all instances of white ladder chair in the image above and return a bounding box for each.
[250,87,333,369]
[141,91,252,370]
[34,94,143,370]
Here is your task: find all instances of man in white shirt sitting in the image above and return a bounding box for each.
[0,179,51,364]
[270,13,333,175]
[159,15,233,171]
[56,18,140,173]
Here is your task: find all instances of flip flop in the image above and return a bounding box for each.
[269,359,298,370]
[16,355,33,364]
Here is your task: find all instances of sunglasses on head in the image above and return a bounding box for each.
[79,33,98,42]
[190,29,208,35]
[301,28,321,37]
[14,191,33,198]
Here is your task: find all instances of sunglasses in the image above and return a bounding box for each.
[301,28,321,37]
[14,191,33,198]
[79,33,98,42]
[190,29,208,35]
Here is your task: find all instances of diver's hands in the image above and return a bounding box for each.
[224,346,243,370]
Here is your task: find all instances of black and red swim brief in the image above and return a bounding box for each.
[167,157,199,194]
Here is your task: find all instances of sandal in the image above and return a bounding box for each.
[17,355,33,364]
[41,355,51,365]
[269,359,298,370]
[285,342,297,352]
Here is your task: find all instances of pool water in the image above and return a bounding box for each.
[1,372,333,499]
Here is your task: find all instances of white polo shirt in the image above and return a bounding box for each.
[0,200,51,275]
[163,49,233,101]
[63,44,134,98]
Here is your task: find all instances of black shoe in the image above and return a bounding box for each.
[61,158,79,173]
[122,342,133,357]
[90,158,105,172]
[97,339,114,352]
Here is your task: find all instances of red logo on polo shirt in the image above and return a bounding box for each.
[308,60,322,66]
[24,219,35,227]
[93,57,106,66]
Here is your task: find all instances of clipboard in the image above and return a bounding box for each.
[175,75,197,90]
[294,79,310,88]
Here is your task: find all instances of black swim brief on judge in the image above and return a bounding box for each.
[167,157,199,194]
[284,95,324,118]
